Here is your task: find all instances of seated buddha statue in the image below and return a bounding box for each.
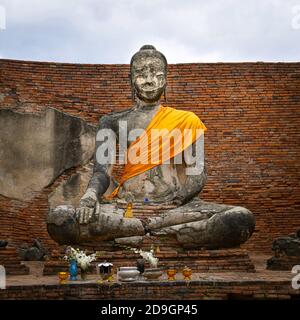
[47,45,255,249]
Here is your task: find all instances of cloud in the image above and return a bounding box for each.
[0,0,299,63]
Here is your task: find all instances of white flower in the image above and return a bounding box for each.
[131,248,158,268]
[64,246,96,270]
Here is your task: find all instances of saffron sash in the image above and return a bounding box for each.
[105,105,207,199]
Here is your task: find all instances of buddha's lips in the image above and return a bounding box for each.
[141,88,157,92]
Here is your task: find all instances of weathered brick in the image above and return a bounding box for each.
[0,59,299,258]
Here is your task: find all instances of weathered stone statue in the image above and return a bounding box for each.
[47,45,255,249]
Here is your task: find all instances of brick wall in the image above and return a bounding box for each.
[1,279,299,300]
[0,59,300,253]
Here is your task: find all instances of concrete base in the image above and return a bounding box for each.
[1,255,299,300]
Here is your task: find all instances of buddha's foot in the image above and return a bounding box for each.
[115,236,145,247]
[150,204,255,249]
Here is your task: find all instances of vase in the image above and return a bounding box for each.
[136,259,145,274]
[117,267,140,282]
[143,268,163,281]
[69,259,78,281]
[80,268,88,281]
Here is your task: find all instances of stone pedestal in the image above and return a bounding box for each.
[22,261,45,276]
[267,231,300,270]
[0,247,29,275]
[43,247,255,275]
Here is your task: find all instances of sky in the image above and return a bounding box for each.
[0,0,299,63]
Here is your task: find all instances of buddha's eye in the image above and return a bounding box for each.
[135,74,144,81]
[135,69,147,77]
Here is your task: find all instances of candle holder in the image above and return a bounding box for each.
[124,202,133,218]
[97,262,114,281]
[58,272,69,285]
[166,268,177,281]
[182,266,192,280]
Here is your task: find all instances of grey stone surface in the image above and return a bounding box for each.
[0,108,96,200]
[267,231,300,270]
[48,162,93,210]
[271,235,300,257]
[47,205,80,244]
[115,236,145,247]
[18,239,47,261]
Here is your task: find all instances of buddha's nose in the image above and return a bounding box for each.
[145,73,155,84]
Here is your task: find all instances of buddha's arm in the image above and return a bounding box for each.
[80,163,111,207]
[77,115,116,223]
[177,140,207,203]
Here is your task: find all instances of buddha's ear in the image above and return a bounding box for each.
[164,81,168,102]
[128,72,134,87]
[128,73,135,102]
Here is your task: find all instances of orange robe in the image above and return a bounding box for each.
[105,105,207,199]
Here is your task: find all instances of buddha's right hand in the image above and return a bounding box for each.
[76,188,98,224]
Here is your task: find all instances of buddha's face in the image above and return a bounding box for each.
[131,56,167,103]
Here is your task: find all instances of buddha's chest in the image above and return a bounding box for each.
[119,161,184,202]
[122,109,158,141]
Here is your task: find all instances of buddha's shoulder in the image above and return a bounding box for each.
[167,106,199,118]
[98,109,132,125]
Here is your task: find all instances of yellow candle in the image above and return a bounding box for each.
[124,202,133,218]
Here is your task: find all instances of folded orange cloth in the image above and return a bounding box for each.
[105,105,207,199]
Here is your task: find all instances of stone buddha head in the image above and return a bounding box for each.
[130,45,168,103]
